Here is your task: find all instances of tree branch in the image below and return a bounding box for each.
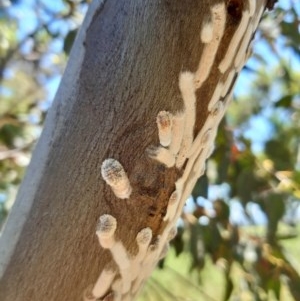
[0,0,269,300]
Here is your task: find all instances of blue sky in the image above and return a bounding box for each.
[5,0,87,108]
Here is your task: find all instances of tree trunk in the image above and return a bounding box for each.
[0,0,268,300]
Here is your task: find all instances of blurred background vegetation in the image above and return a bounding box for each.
[0,0,299,300]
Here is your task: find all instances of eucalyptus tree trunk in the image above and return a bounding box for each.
[0,0,271,300]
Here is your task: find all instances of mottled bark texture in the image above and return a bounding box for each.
[0,0,268,300]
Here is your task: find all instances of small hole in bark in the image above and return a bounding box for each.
[148,205,157,217]
[158,164,166,172]
[227,0,243,20]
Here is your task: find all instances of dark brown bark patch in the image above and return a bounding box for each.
[266,0,277,10]
[226,0,243,21]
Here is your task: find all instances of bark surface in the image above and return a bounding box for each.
[0,0,267,300]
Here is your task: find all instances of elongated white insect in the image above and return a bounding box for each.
[131,228,153,282]
[131,275,145,296]
[219,10,251,73]
[156,111,173,147]
[176,71,197,168]
[201,18,214,43]
[122,293,132,301]
[159,243,170,260]
[101,159,132,199]
[131,236,161,295]
[83,285,97,301]
[146,146,175,168]
[193,149,208,177]
[194,2,226,89]
[234,24,254,69]
[111,280,122,301]
[249,0,256,16]
[111,279,122,293]
[102,292,114,301]
[210,101,224,122]
[143,236,161,266]
[169,112,185,156]
[221,70,236,97]
[167,227,178,241]
[109,241,131,294]
[136,228,153,261]
[96,215,117,249]
[163,191,179,221]
[188,114,216,158]
[208,81,224,111]
[92,269,116,299]
[252,2,264,31]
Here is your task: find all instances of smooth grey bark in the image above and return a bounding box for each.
[0,0,268,300]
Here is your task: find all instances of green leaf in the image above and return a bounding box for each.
[288,278,300,300]
[268,278,281,299]
[192,174,208,199]
[265,139,293,170]
[223,275,233,301]
[281,21,300,57]
[171,227,184,257]
[257,192,285,243]
[189,224,205,271]
[63,29,78,55]
[274,94,293,108]
[236,169,256,204]
[214,199,230,222]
